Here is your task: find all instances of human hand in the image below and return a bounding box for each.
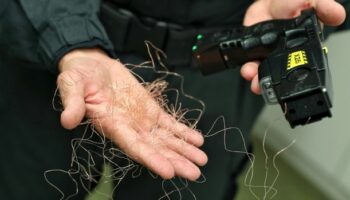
[241,0,346,94]
[57,48,207,181]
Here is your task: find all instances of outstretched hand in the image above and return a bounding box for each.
[241,0,346,94]
[57,48,207,181]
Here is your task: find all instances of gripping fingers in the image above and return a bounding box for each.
[241,61,262,94]
[241,61,260,81]
[314,0,346,26]
[251,75,261,95]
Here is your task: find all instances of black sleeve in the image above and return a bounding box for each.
[0,0,114,74]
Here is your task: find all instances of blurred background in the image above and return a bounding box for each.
[87,30,350,200]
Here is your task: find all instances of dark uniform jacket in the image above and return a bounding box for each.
[1,0,349,73]
[0,0,349,199]
[0,1,255,199]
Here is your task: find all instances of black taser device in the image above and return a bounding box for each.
[193,9,332,128]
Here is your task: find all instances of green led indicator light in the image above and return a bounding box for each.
[192,45,198,51]
[197,34,204,40]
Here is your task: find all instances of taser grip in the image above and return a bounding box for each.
[193,9,333,128]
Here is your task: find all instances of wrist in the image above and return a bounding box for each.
[58,48,111,72]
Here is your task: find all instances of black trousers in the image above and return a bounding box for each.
[0,53,263,200]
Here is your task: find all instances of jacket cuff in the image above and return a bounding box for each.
[38,14,115,74]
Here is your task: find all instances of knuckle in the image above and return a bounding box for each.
[57,69,85,88]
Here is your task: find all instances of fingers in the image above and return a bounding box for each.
[136,143,177,180]
[240,61,259,81]
[314,0,346,26]
[162,150,202,181]
[243,0,272,26]
[157,130,208,166]
[158,112,204,147]
[111,124,203,180]
[57,70,86,129]
[241,62,262,94]
[268,0,346,26]
[135,142,177,180]
[111,124,176,179]
[251,75,261,95]
[269,0,313,19]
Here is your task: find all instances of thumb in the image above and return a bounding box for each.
[57,70,86,129]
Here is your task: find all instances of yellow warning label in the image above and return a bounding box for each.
[287,50,308,70]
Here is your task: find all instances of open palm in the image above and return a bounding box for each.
[57,49,207,181]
